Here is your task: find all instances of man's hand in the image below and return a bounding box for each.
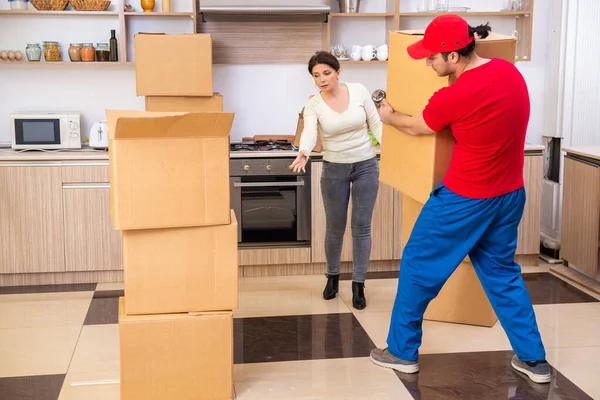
[378,99,395,125]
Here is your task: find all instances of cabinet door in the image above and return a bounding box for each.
[393,190,403,260]
[516,155,542,255]
[63,184,122,272]
[561,156,600,278]
[0,165,65,274]
[310,161,395,263]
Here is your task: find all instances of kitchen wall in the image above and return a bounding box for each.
[0,0,551,144]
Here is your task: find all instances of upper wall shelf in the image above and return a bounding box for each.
[330,13,395,17]
[0,10,118,15]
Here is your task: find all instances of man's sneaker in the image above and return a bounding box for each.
[511,355,552,384]
[370,348,419,374]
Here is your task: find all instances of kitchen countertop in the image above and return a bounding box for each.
[0,148,109,162]
[0,144,544,162]
[562,146,600,162]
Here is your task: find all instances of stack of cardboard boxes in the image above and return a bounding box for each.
[380,31,518,328]
[108,33,237,399]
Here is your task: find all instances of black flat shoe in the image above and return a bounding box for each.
[323,274,339,300]
[352,281,366,310]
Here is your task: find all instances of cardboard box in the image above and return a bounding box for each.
[135,33,213,97]
[380,31,517,204]
[119,298,233,400]
[123,210,238,315]
[106,110,233,231]
[145,93,224,112]
[293,105,323,153]
[401,195,497,327]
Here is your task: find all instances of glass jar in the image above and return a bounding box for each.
[68,43,82,62]
[43,41,61,62]
[81,43,95,62]
[25,43,41,62]
[95,43,110,62]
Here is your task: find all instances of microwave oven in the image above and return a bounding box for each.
[10,112,82,150]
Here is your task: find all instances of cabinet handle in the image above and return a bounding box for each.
[0,162,61,167]
[62,183,110,189]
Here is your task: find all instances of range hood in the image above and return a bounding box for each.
[199,0,331,14]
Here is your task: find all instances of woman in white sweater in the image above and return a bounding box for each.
[291,51,383,310]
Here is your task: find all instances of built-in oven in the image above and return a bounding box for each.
[230,157,311,248]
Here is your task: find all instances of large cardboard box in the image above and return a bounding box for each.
[401,195,497,327]
[145,93,224,112]
[135,33,213,97]
[106,110,233,231]
[119,298,233,400]
[123,210,238,315]
[380,31,517,204]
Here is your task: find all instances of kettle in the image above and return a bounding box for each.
[89,121,108,149]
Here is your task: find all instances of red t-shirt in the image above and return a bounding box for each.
[422,58,529,199]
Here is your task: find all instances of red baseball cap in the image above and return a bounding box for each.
[407,14,474,60]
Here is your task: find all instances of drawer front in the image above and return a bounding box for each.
[62,164,109,183]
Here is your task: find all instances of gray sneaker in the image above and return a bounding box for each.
[370,348,419,374]
[511,355,552,384]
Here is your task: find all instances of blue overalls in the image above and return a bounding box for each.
[386,183,546,362]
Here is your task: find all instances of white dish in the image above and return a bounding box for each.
[337,57,350,61]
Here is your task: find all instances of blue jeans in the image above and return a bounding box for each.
[320,157,379,283]
[387,184,546,362]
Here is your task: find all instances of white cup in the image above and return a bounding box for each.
[377,44,388,54]
[350,51,362,61]
[351,45,362,54]
[377,50,389,61]
[361,45,376,61]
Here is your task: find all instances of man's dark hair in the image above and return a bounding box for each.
[441,23,492,61]
[308,51,341,75]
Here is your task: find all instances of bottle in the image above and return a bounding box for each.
[109,29,118,62]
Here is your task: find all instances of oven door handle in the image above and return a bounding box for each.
[234,181,305,188]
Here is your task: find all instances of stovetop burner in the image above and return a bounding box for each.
[230,140,296,152]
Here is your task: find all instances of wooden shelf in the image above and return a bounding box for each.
[399,11,530,17]
[330,13,395,18]
[0,10,119,16]
[341,60,388,64]
[0,61,132,66]
[124,12,193,17]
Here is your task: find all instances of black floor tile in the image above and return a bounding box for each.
[234,313,376,364]
[83,291,121,325]
[395,351,592,400]
[0,283,97,295]
[339,271,399,281]
[523,273,598,304]
[0,374,65,400]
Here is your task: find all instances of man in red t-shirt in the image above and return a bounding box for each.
[369,14,550,384]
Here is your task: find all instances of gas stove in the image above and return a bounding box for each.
[230,137,299,159]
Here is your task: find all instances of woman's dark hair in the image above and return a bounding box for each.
[308,51,341,75]
[441,22,491,60]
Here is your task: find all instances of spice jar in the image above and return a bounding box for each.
[95,43,110,62]
[68,43,82,62]
[26,43,41,62]
[43,41,61,62]
[81,43,95,62]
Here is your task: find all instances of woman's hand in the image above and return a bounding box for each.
[290,151,309,173]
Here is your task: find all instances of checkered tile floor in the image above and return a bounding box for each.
[0,268,599,399]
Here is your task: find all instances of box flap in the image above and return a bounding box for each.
[106,110,185,140]
[109,112,234,140]
[119,297,232,322]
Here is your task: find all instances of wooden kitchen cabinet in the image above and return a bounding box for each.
[517,154,543,255]
[311,160,396,263]
[63,184,122,272]
[0,164,66,274]
[561,155,600,279]
[61,163,122,272]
